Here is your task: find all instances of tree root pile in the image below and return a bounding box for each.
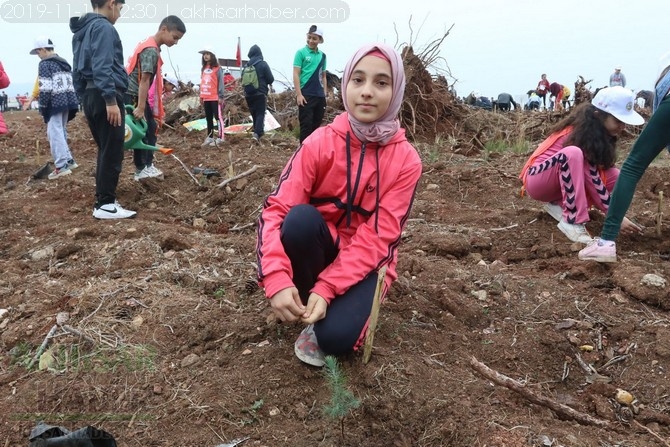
[159,38,624,156]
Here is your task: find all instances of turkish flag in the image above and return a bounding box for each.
[236,37,241,67]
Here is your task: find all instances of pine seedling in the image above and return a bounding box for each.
[322,355,360,439]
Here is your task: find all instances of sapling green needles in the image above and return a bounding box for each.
[322,355,360,438]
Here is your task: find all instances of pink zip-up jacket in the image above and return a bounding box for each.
[0,61,9,135]
[256,112,422,303]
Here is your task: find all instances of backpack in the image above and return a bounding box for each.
[240,63,259,95]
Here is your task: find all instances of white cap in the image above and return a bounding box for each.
[198,46,215,55]
[591,86,644,125]
[163,73,178,87]
[29,36,54,55]
[308,25,324,42]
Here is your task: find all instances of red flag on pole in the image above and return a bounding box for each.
[236,37,241,67]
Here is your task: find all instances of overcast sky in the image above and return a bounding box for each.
[1,0,669,102]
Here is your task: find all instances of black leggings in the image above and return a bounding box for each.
[280,204,379,355]
[203,100,219,138]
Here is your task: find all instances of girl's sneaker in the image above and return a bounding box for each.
[557,219,593,244]
[578,238,617,263]
[201,137,215,147]
[48,166,72,180]
[543,202,562,222]
[294,324,326,367]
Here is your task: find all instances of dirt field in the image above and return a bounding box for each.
[2,108,670,447]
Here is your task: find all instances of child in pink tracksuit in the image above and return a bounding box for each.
[519,86,645,244]
[256,43,422,367]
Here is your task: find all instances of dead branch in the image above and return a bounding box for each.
[170,153,200,185]
[469,356,610,427]
[62,324,96,345]
[27,324,58,370]
[217,165,258,189]
[632,420,670,447]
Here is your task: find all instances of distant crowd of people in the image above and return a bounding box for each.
[462,65,654,113]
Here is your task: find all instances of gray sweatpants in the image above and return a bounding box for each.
[47,110,74,169]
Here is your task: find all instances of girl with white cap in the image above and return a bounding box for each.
[198,46,225,147]
[519,86,644,245]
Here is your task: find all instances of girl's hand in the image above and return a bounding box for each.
[621,216,644,235]
[269,287,305,323]
[301,293,327,324]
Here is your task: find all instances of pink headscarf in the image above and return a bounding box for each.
[341,43,406,144]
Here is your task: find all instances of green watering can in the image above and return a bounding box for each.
[124,105,173,154]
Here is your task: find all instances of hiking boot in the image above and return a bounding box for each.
[93,202,137,219]
[201,137,215,147]
[145,164,164,179]
[543,202,562,222]
[67,159,79,170]
[48,166,72,180]
[579,238,617,263]
[294,324,326,367]
[134,166,152,181]
[557,219,593,244]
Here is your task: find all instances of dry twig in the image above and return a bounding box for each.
[217,165,258,189]
[469,356,610,427]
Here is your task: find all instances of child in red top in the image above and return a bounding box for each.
[125,16,185,181]
[0,61,9,135]
[198,47,225,147]
[536,73,550,109]
[223,70,236,92]
[256,43,422,366]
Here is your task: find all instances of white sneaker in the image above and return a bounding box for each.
[201,137,214,147]
[578,238,617,263]
[48,167,72,180]
[134,167,152,181]
[543,202,562,222]
[145,164,164,179]
[93,202,137,219]
[557,219,593,244]
[214,137,224,146]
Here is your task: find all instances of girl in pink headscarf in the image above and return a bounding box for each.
[256,43,422,366]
